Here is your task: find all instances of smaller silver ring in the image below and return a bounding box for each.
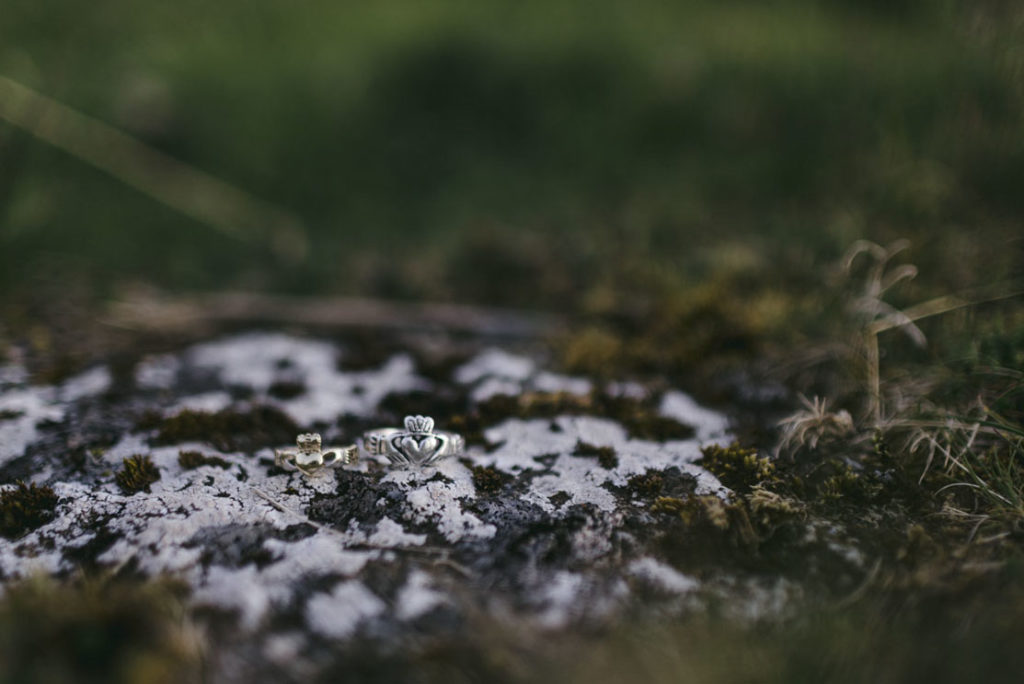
[362,415,464,467]
[274,432,357,476]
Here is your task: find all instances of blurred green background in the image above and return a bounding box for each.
[1,0,1021,311]
[2,5,1024,680]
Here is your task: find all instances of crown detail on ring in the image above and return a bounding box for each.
[404,415,434,434]
[296,433,322,454]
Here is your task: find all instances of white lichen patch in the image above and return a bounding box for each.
[628,557,699,594]
[0,447,384,632]
[58,365,111,402]
[0,362,28,389]
[135,353,182,390]
[171,391,234,413]
[0,385,63,466]
[306,580,387,639]
[185,332,427,424]
[659,390,731,443]
[455,349,536,384]
[717,577,804,622]
[263,631,308,667]
[481,416,728,513]
[96,433,154,465]
[455,348,592,401]
[366,517,427,547]
[395,569,449,621]
[535,571,586,629]
[383,459,497,542]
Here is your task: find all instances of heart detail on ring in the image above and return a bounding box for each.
[397,435,441,464]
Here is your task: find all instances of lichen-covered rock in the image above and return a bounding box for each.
[0,331,862,680]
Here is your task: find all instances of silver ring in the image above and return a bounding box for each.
[274,432,357,476]
[362,415,464,466]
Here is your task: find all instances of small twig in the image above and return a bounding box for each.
[106,289,566,338]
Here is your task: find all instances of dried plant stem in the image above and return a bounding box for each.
[865,287,1022,424]
[870,292,1008,336]
[865,329,881,425]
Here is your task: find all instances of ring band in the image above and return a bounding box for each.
[363,415,464,466]
[275,432,356,476]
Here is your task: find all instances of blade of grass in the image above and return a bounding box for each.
[0,74,307,262]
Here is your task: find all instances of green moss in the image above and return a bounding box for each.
[872,430,892,461]
[0,576,199,684]
[177,450,231,470]
[819,466,870,503]
[771,450,882,506]
[698,442,774,494]
[468,464,512,494]
[116,455,161,495]
[0,481,59,539]
[747,485,805,527]
[144,406,298,453]
[651,489,803,550]
[572,440,618,469]
[650,496,686,516]
[652,495,732,530]
[627,471,665,498]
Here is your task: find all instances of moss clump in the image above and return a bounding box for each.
[698,442,774,494]
[0,481,59,539]
[469,464,512,494]
[177,450,231,470]
[627,471,665,498]
[652,493,798,549]
[747,485,805,527]
[0,576,199,684]
[572,440,618,469]
[652,495,732,530]
[650,496,686,516]
[819,465,875,503]
[116,455,161,495]
[144,405,298,453]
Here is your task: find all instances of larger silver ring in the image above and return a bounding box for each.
[275,432,357,476]
[363,415,464,467]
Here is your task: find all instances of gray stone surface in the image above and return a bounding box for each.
[0,331,798,677]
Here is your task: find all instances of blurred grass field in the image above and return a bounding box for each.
[3,4,1024,682]
[1,0,1021,310]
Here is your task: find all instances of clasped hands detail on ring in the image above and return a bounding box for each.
[274,415,463,476]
